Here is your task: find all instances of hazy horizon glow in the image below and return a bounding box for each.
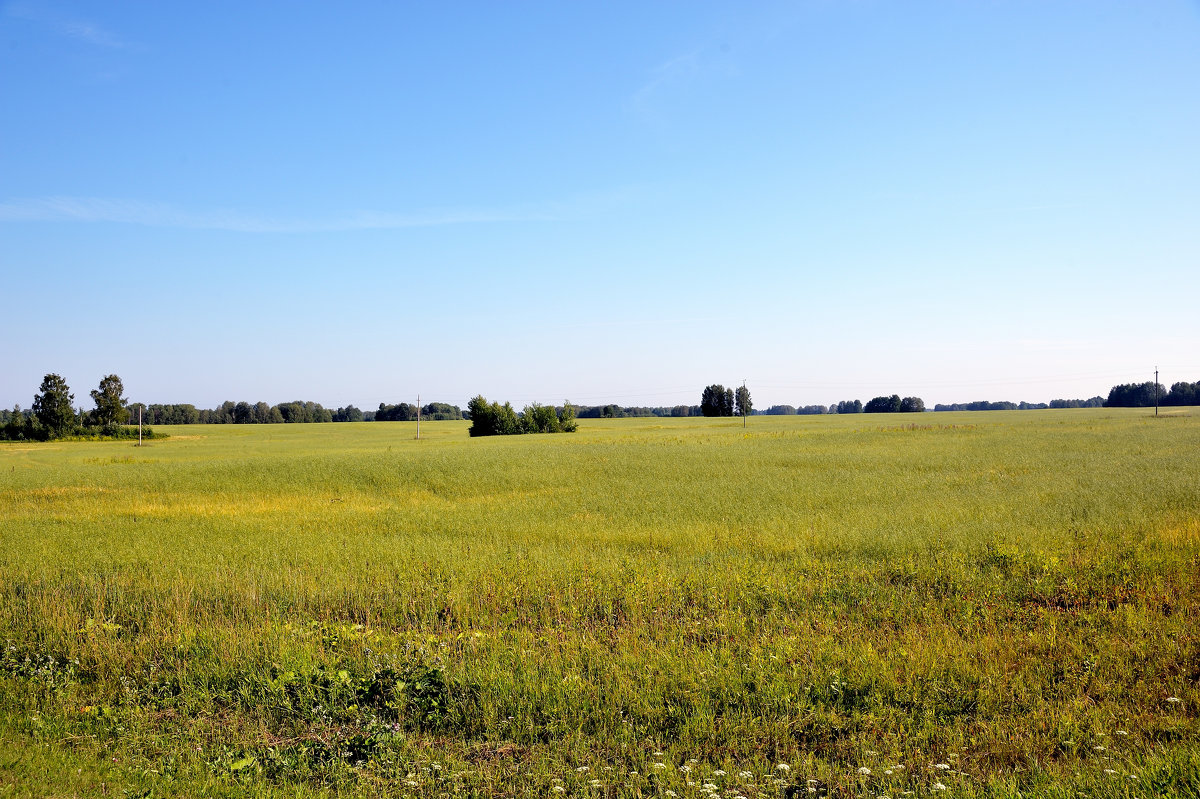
[2,2,1198,412]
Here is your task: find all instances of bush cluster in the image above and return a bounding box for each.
[466,396,577,436]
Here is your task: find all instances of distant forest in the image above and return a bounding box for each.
[3,379,1196,432]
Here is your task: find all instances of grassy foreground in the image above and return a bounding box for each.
[1,410,1197,798]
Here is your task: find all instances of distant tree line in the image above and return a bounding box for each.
[373,402,463,422]
[466,396,577,436]
[125,400,467,424]
[128,400,339,425]
[1105,381,1199,408]
[929,398,1106,411]
[576,405,701,418]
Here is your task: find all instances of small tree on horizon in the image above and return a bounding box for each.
[33,373,76,439]
[735,384,752,420]
[90,374,129,428]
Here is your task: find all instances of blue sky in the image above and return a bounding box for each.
[2,1,1198,411]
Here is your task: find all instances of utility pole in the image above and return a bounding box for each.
[416,393,420,440]
[1155,368,1159,417]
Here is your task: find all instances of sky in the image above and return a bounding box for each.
[2,1,1198,412]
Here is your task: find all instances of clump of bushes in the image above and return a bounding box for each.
[466,396,577,437]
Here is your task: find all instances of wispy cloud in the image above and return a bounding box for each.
[5,2,128,48]
[0,196,560,233]
[630,49,706,114]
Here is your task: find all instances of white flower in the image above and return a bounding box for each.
[680,765,692,773]
[713,770,726,777]
[653,763,668,770]
[934,763,950,770]
[885,770,894,776]
[666,793,677,798]
[932,783,947,791]
[589,779,601,787]
[777,764,791,772]
[654,751,664,757]
[1104,769,1117,775]
[858,767,871,775]
[576,766,590,773]
[1094,745,1106,751]
[552,787,565,794]
[1167,696,1182,703]
[1116,730,1128,736]
[629,771,638,777]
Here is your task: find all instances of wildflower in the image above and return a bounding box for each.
[713,769,726,776]
[934,763,950,770]
[680,765,692,773]
[858,767,871,775]
[932,783,947,791]
[1094,745,1106,751]
[1166,696,1182,703]
[739,771,754,779]
[654,751,665,757]
[576,766,590,773]
[654,763,667,770]
[553,787,565,794]
[885,770,893,776]
[1116,730,1128,736]
[629,771,638,777]
[1104,769,1117,775]
[777,764,791,772]
[589,779,601,787]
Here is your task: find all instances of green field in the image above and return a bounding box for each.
[1,410,1197,797]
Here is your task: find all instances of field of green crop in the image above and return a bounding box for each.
[1,410,1197,798]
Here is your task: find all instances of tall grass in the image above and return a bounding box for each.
[1,409,1197,796]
